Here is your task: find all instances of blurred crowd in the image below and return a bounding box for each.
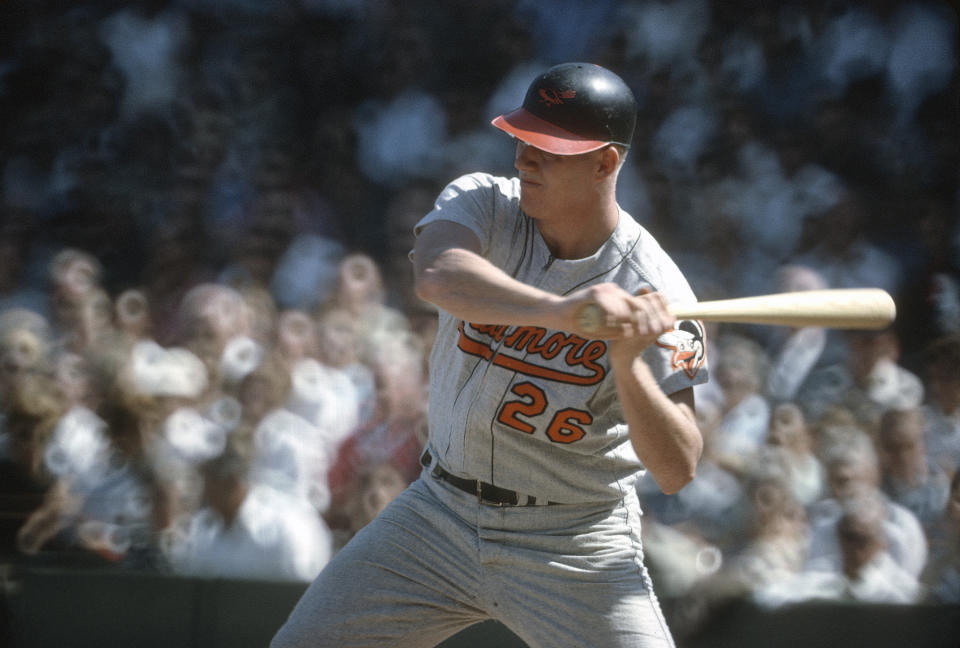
[0,0,958,622]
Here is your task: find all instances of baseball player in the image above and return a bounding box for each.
[272,62,709,648]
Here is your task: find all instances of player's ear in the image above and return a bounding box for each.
[596,145,620,179]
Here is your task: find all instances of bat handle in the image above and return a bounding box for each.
[575,301,682,335]
[575,303,605,334]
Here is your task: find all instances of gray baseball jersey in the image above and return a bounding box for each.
[415,172,709,504]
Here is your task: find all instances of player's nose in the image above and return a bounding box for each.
[514,141,537,171]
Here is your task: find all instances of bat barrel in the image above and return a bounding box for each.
[669,288,896,330]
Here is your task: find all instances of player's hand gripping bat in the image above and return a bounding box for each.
[575,288,896,334]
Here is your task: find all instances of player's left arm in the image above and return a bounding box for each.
[606,292,702,494]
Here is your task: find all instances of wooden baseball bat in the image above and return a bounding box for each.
[575,288,896,333]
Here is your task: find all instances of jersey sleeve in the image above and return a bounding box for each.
[635,234,710,396]
[414,172,513,256]
[643,318,709,396]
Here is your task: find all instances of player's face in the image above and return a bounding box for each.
[514,141,602,219]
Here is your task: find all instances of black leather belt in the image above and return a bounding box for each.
[421,450,556,507]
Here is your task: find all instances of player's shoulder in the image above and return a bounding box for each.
[434,173,521,226]
[441,172,519,200]
[617,213,694,300]
[422,173,522,250]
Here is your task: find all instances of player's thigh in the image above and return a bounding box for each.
[271,478,485,648]
[489,497,674,648]
[507,579,674,648]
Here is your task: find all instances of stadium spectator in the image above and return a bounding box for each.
[764,264,830,402]
[921,334,960,476]
[711,472,811,601]
[761,402,826,507]
[922,471,960,603]
[797,327,924,430]
[704,333,771,475]
[165,442,332,582]
[876,407,950,531]
[1,374,66,557]
[806,431,928,579]
[756,492,921,606]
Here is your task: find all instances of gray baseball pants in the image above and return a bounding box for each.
[271,466,675,648]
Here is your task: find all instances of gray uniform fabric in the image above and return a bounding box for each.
[419,173,707,503]
[272,172,708,648]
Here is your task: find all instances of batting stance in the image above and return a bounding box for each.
[272,62,709,648]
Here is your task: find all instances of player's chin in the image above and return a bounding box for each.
[519,192,544,218]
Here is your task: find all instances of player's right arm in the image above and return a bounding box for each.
[413,220,650,338]
[414,219,566,329]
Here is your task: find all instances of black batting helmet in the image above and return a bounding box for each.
[492,62,637,156]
